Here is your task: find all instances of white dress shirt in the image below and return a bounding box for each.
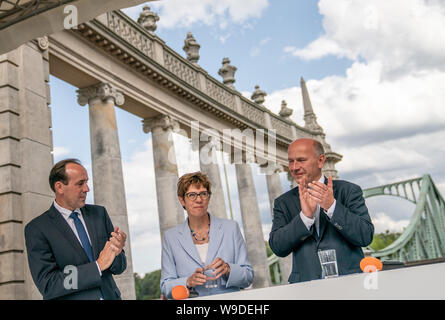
[299,176,337,235]
[53,200,102,276]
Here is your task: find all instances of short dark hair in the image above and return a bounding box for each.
[49,158,82,192]
[177,171,212,199]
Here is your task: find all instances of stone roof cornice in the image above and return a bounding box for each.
[72,10,327,149]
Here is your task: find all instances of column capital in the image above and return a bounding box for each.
[36,36,49,51]
[142,114,180,133]
[77,83,124,107]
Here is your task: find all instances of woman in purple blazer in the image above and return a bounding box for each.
[160,172,253,299]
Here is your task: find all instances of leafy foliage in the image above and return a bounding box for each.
[134,270,161,300]
[369,230,402,251]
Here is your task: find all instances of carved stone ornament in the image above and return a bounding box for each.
[36,36,49,51]
[278,100,293,119]
[250,85,267,105]
[259,162,283,175]
[183,32,200,64]
[142,114,180,133]
[218,57,237,89]
[77,83,124,106]
[137,5,160,33]
[304,113,324,133]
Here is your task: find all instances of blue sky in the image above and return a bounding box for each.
[50,0,445,274]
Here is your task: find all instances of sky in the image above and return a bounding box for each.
[49,0,445,275]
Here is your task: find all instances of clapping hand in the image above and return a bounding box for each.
[308,176,335,211]
[299,177,317,218]
[109,226,126,255]
[97,241,119,271]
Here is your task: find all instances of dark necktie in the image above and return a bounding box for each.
[69,211,104,300]
[311,222,319,241]
[69,211,94,262]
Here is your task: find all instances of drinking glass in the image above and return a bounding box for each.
[317,249,339,279]
[203,268,218,288]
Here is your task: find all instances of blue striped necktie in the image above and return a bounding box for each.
[69,211,94,262]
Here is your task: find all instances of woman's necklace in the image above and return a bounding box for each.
[190,223,210,242]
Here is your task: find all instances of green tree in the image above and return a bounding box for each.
[369,230,402,251]
[134,269,161,300]
[265,241,280,284]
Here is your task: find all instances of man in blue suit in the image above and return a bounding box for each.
[269,138,374,283]
[25,159,127,299]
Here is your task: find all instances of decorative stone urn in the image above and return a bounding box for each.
[251,85,267,105]
[137,6,159,33]
[279,100,293,119]
[183,32,200,64]
[218,57,237,89]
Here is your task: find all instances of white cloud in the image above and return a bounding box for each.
[121,133,201,273]
[284,37,346,61]
[262,222,272,242]
[371,212,409,234]
[265,64,445,197]
[52,146,70,158]
[122,138,161,273]
[288,0,445,77]
[272,0,445,201]
[173,133,201,175]
[123,0,269,30]
[263,86,304,126]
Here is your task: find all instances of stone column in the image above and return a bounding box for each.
[235,158,271,288]
[143,114,184,242]
[77,82,135,300]
[199,135,227,219]
[0,39,54,300]
[261,163,293,284]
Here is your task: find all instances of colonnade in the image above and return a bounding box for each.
[77,82,295,291]
[0,7,341,299]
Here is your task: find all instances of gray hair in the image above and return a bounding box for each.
[313,140,325,156]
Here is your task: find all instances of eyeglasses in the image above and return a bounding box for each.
[184,191,210,201]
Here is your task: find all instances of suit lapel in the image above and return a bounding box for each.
[177,220,205,266]
[290,186,301,219]
[48,204,90,262]
[81,206,99,259]
[205,215,224,266]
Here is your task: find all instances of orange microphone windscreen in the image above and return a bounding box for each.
[360,256,383,272]
[172,285,189,300]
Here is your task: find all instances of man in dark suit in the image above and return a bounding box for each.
[25,159,127,299]
[269,138,374,283]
